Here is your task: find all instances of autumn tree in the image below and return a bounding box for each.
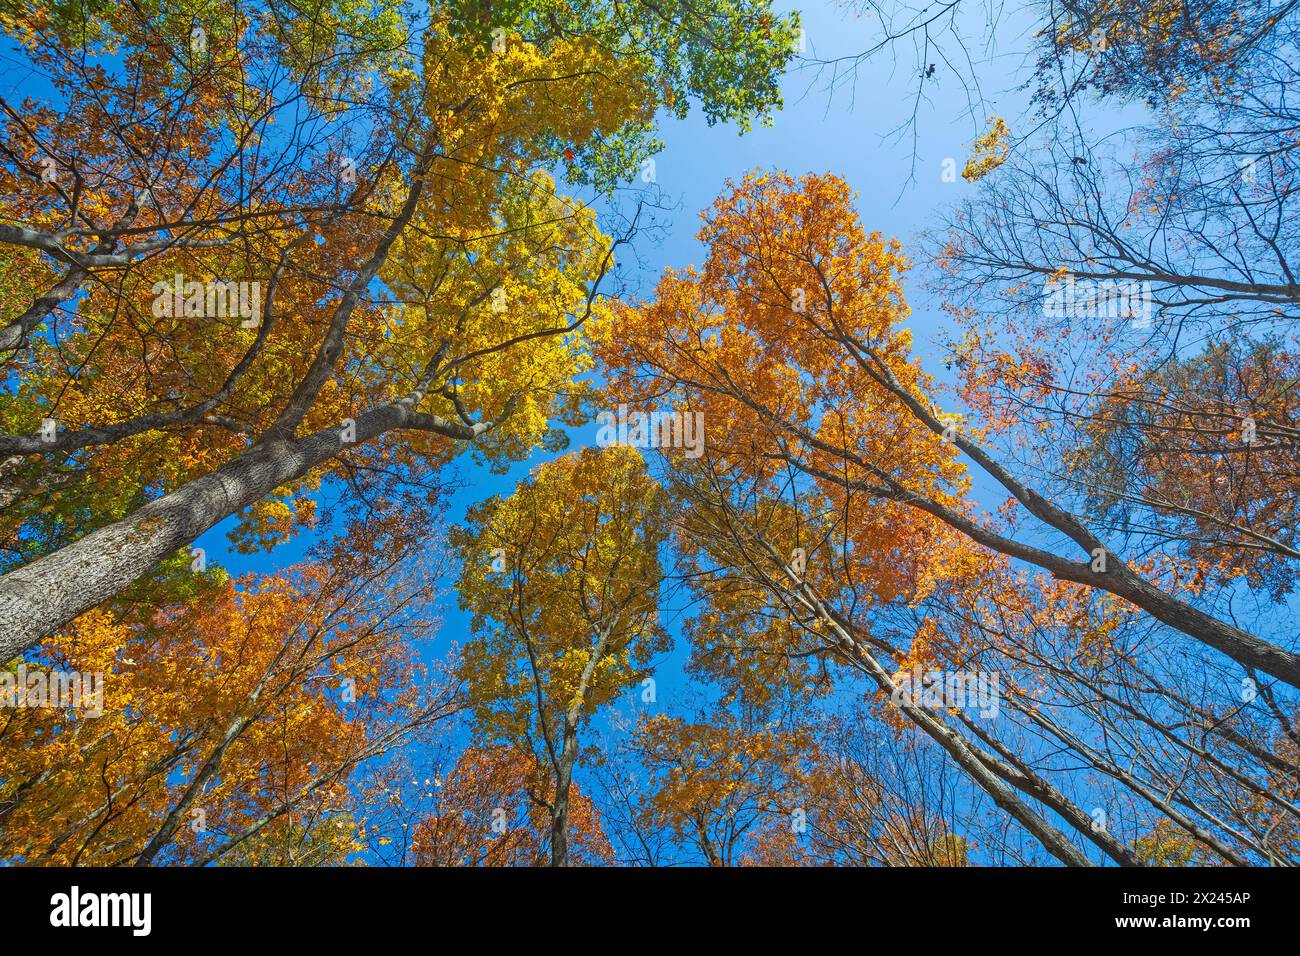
[626,711,813,866]
[1033,0,1293,106]
[0,0,799,658]
[591,170,1300,865]
[745,711,973,867]
[601,170,1300,687]
[925,0,1300,635]
[0,518,457,866]
[900,0,1300,866]
[454,444,669,865]
[406,745,613,867]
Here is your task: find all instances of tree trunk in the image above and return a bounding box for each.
[550,717,580,867]
[0,400,420,661]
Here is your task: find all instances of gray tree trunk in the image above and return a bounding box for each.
[0,401,414,662]
[550,718,580,867]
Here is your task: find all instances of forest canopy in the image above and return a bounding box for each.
[0,0,1296,874]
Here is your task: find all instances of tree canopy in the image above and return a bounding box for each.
[1,0,1297,877]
